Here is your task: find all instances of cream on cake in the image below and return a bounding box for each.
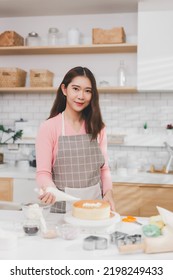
[72,199,110,220]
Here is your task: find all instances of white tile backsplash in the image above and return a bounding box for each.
[1,91,173,165]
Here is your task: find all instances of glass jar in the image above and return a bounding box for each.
[23,218,40,235]
[25,32,40,46]
[48,27,59,46]
[67,28,80,45]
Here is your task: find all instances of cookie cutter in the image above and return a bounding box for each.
[83,235,108,250]
[110,231,129,244]
[110,231,142,246]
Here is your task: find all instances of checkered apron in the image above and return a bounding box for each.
[51,112,105,213]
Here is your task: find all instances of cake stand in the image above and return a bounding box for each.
[64,211,121,234]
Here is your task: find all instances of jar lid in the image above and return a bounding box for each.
[48,27,59,33]
[28,32,39,37]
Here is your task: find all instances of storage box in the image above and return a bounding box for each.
[107,134,126,145]
[92,27,126,44]
[30,69,54,87]
[0,68,27,87]
[0,31,24,47]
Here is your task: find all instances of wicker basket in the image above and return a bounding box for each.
[30,69,54,87]
[0,68,27,87]
[0,31,24,47]
[92,27,126,44]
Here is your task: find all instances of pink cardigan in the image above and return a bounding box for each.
[36,113,112,195]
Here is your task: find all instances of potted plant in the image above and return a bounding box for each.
[143,122,148,130]
[0,125,23,164]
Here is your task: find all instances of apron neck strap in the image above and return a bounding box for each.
[62,111,98,140]
[62,111,65,136]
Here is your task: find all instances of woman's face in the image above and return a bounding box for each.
[61,76,92,113]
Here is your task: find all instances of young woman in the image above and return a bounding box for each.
[36,66,115,213]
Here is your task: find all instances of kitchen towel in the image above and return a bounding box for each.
[157,206,173,229]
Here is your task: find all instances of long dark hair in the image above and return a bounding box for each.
[48,66,105,139]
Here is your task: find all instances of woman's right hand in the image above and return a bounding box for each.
[38,186,56,205]
[103,189,115,212]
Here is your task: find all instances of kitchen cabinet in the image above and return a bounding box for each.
[0,43,137,94]
[138,1,173,91]
[13,178,38,204]
[113,182,173,217]
[139,184,173,217]
[0,177,38,203]
[0,177,13,201]
[112,182,141,216]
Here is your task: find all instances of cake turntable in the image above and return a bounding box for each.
[64,211,121,234]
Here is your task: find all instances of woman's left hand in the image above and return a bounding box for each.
[103,189,115,212]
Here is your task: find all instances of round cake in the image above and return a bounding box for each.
[72,199,110,220]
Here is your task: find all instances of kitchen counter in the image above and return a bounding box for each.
[0,164,173,185]
[0,210,173,260]
[112,172,173,185]
[0,164,36,179]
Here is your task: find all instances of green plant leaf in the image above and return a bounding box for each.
[12,130,23,143]
[0,125,14,134]
[0,125,5,132]
[0,125,23,144]
[143,122,148,129]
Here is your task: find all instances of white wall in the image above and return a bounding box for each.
[138,0,173,90]
[0,13,137,43]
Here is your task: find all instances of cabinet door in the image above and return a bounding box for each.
[112,183,141,216]
[138,1,173,90]
[13,178,38,204]
[139,184,173,217]
[0,177,13,201]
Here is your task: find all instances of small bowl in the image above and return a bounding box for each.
[58,224,80,240]
[41,223,59,239]
[17,160,30,170]
[23,224,39,236]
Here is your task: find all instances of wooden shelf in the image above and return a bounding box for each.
[0,43,137,55]
[0,44,137,94]
[98,86,137,93]
[0,86,137,93]
[0,87,56,92]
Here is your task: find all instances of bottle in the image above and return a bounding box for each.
[48,27,59,46]
[117,60,127,86]
[25,32,40,46]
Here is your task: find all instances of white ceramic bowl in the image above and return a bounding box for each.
[17,160,30,170]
